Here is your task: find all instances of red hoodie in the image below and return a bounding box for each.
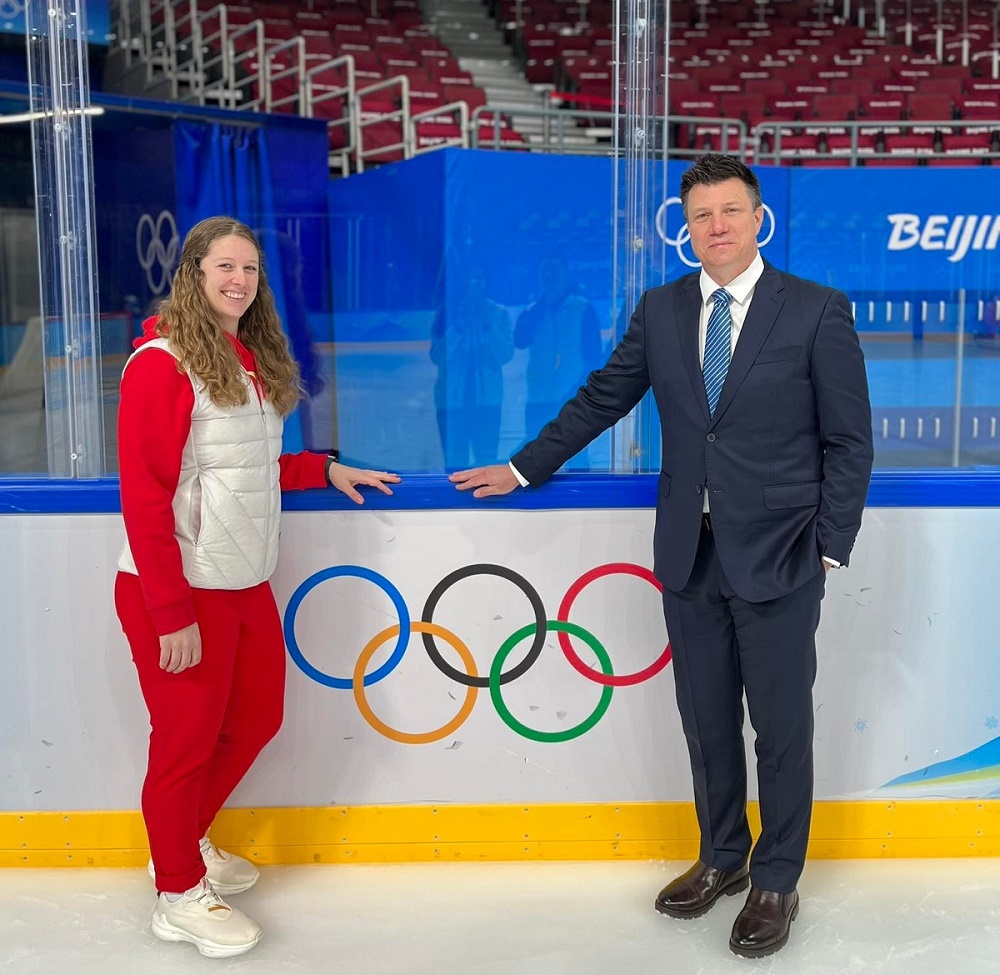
[118,316,328,635]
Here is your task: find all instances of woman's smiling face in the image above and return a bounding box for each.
[199,234,260,334]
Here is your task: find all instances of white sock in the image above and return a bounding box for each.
[162,891,183,903]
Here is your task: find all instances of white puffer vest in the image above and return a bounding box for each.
[118,338,284,590]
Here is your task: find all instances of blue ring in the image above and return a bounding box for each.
[283,565,410,689]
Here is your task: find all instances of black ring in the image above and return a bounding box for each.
[421,563,547,688]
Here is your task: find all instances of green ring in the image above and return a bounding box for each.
[489,620,614,743]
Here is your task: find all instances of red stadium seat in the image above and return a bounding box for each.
[825,132,877,162]
[926,132,993,166]
[964,79,1000,96]
[767,96,811,121]
[862,94,905,121]
[865,134,936,166]
[811,94,859,121]
[907,93,954,121]
[958,95,1000,119]
[917,77,964,99]
[360,122,406,164]
[301,32,336,57]
[719,93,766,123]
[792,82,832,97]
[442,85,487,114]
[745,78,787,98]
[414,119,463,150]
[223,5,256,28]
[775,134,820,164]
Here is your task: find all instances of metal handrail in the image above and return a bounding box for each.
[265,36,306,115]
[471,105,749,158]
[304,54,357,177]
[755,117,1000,166]
[170,0,202,102]
[140,0,174,90]
[409,100,470,156]
[114,0,142,71]
[354,75,411,173]
[227,20,265,112]
[196,3,233,108]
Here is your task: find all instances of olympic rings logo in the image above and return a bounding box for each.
[654,196,776,268]
[283,562,672,745]
[0,1,25,20]
[136,210,179,295]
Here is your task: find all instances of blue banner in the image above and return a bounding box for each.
[93,125,177,326]
[788,168,999,296]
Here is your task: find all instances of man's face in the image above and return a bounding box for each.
[684,178,763,285]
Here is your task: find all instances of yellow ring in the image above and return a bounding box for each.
[353,621,479,744]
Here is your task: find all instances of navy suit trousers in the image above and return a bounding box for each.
[661,520,826,894]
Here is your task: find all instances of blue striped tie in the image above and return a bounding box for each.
[704,288,732,416]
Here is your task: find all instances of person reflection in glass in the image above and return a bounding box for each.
[515,257,604,439]
[430,265,514,468]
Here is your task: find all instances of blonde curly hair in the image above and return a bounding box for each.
[155,216,301,416]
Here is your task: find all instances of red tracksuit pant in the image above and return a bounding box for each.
[115,571,286,893]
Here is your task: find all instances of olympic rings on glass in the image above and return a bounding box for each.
[282,561,669,742]
[353,622,478,745]
[557,563,672,687]
[490,621,614,743]
[284,566,410,689]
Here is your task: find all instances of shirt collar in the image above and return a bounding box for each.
[699,252,765,306]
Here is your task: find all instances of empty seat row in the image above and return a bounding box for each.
[763,132,997,167]
[672,90,1000,122]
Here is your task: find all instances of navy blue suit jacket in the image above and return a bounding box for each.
[512,262,874,602]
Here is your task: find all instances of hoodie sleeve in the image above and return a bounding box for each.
[279,450,329,491]
[118,348,197,636]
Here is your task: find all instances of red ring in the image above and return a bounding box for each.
[557,563,671,687]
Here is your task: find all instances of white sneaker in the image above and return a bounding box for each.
[147,836,260,895]
[198,836,260,894]
[150,878,262,957]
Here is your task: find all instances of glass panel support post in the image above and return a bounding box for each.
[25,0,106,477]
[952,289,965,468]
[612,0,668,473]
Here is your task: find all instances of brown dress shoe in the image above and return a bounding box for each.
[654,861,750,919]
[729,887,800,958]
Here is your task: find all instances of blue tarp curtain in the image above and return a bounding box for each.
[173,120,305,451]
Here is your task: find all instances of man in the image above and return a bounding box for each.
[450,154,873,959]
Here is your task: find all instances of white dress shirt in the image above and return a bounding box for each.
[698,254,764,511]
[697,253,764,366]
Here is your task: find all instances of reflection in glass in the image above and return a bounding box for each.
[431,266,514,469]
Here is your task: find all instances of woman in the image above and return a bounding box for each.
[115,216,399,958]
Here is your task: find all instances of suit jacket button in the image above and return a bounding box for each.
[706,433,716,442]
[696,484,703,494]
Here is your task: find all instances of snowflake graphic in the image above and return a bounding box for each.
[854,719,867,733]
[986,716,998,731]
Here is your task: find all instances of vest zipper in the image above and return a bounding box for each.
[246,368,272,580]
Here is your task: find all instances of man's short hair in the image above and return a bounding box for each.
[679,154,762,213]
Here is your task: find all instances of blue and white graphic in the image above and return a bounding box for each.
[789,168,1000,293]
[880,737,1000,799]
[886,212,1000,265]
[135,210,179,296]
